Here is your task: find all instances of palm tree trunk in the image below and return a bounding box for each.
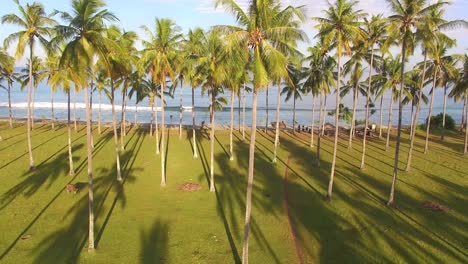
[322,95,328,136]
[111,81,122,182]
[464,95,468,155]
[410,102,414,137]
[265,87,269,133]
[386,91,394,151]
[31,84,35,130]
[238,91,241,131]
[123,89,127,137]
[441,84,447,141]
[293,95,297,134]
[273,84,281,163]
[26,43,35,171]
[150,95,154,137]
[242,90,258,264]
[8,81,13,128]
[51,91,55,129]
[388,39,407,207]
[361,47,375,169]
[120,89,126,151]
[242,82,246,140]
[67,90,75,176]
[316,90,325,167]
[406,85,424,171]
[98,91,102,135]
[310,95,316,148]
[84,85,95,251]
[379,95,384,138]
[90,87,94,149]
[349,86,358,149]
[210,91,216,192]
[155,93,160,155]
[229,89,234,161]
[424,68,438,154]
[73,87,77,132]
[179,80,183,139]
[160,78,166,187]
[327,53,342,201]
[460,98,466,133]
[135,103,138,127]
[191,86,198,158]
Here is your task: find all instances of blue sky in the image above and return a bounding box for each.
[1,0,467,66]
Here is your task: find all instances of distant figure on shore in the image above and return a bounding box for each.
[271,121,287,129]
[201,121,205,129]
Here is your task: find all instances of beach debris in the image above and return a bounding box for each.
[21,234,32,240]
[66,183,78,194]
[421,201,449,213]
[178,183,202,192]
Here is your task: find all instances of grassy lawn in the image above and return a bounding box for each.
[0,121,466,263]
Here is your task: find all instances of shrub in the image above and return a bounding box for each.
[420,113,455,131]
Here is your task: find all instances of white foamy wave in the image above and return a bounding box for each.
[0,102,193,112]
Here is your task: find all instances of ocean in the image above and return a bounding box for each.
[0,79,465,128]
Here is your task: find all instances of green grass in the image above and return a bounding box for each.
[0,121,466,263]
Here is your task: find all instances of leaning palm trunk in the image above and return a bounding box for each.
[111,82,122,182]
[273,84,281,163]
[441,84,448,141]
[26,43,35,170]
[191,86,197,158]
[98,91,102,135]
[327,54,342,201]
[179,81,183,139]
[265,87,269,132]
[155,94,160,155]
[209,92,216,192]
[73,88,77,132]
[464,95,468,155]
[360,47,375,169]
[51,91,55,129]
[120,90,126,151]
[67,90,75,175]
[160,79,167,187]
[242,90,258,264]
[84,85,95,251]
[409,103,415,137]
[310,96,316,148]
[123,90,127,136]
[315,90,325,167]
[229,89,235,161]
[388,40,407,207]
[406,54,427,172]
[379,95,384,138]
[8,82,13,128]
[348,86,358,149]
[242,82,246,140]
[385,91,394,151]
[424,68,439,154]
[292,95,297,133]
[322,95,328,136]
[460,98,466,133]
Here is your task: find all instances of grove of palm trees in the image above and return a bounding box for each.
[0,0,467,263]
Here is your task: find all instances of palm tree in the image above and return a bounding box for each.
[313,0,365,201]
[215,1,304,262]
[450,55,468,154]
[141,18,183,187]
[0,50,18,128]
[386,0,449,207]
[55,0,117,251]
[94,70,108,135]
[281,65,306,133]
[19,56,46,130]
[360,15,387,169]
[44,53,61,129]
[2,0,55,170]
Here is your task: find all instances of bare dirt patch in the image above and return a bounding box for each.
[178,183,202,192]
[421,201,449,213]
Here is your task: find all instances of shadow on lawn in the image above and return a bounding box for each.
[139,219,169,264]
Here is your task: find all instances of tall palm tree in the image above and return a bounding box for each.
[141,18,183,187]
[281,65,306,133]
[0,50,18,128]
[94,70,108,135]
[385,0,449,207]
[19,56,46,130]
[450,55,468,154]
[55,0,117,251]
[313,0,365,201]
[2,0,55,170]
[360,15,387,169]
[44,53,61,129]
[215,0,304,262]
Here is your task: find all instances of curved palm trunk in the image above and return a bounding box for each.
[273,84,281,163]
[348,86,358,149]
[424,67,439,154]
[73,87,77,132]
[242,90,258,264]
[229,89,235,161]
[8,81,13,128]
[265,87,269,132]
[160,79,166,187]
[120,89,126,151]
[210,92,216,192]
[406,55,427,171]
[242,82,246,140]
[316,90,325,167]
[388,40,406,207]
[310,96,316,148]
[464,95,468,155]
[26,43,35,170]
[441,84,448,141]
[385,91,394,151]
[192,86,198,158]
[84,85,95,251]
[179,81,183,139]
[67,90,75,176]
[361,47,375,169]
[409,103,415,137]
[98,91,102,135]
[155,94,160,154]
[327,54,342,201]
[379,95,384,138]
[111,81,122,182]
[51,91,55,129]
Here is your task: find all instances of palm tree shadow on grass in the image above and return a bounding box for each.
[139,219,169,264]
